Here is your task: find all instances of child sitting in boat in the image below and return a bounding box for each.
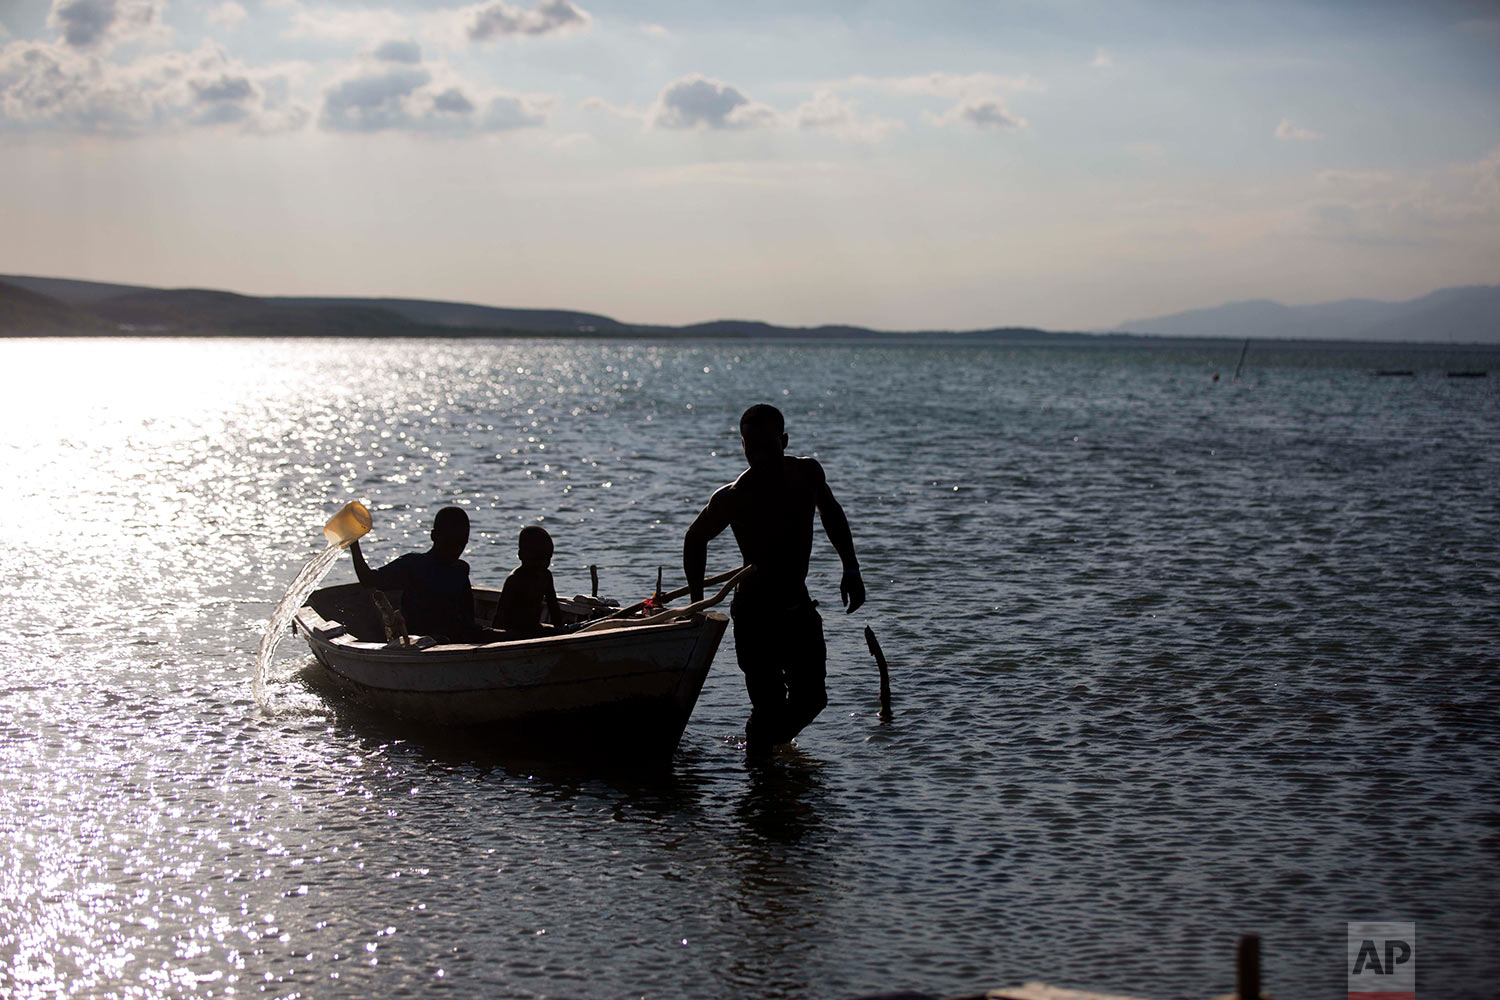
[350,506,483,642]
[494,526,566,638]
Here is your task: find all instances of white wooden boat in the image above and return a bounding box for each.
[292,581,731,756]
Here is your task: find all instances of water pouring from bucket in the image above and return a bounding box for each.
[252,501,371,709]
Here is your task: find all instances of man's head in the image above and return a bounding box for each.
[739,403,787,469]
[518,525,554,567]
[430,505,470,557]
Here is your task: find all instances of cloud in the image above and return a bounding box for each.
[284,7,407,43]
[1304,148,1500,244]
[1275,118,1319,141]
[580,94,642,120]
[372,38,422,64]
[481,93,547,129]
[791,90,902,142]
[831,71,1035,132]
[431,86,473,113]
[649,74,775,130]
[191,72,254,103]
[320,63,431,130]
[842,71,1043,99]
[930,96,1026,130]
[462,0,591,42]
[47,0,168,50]
[318,52,549,133]
[0,37,309,134]
[590,82,900,140]
[206,2,247,32]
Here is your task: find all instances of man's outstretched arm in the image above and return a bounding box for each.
[350,540,378,588]
[684,498,730,602]
[815,476,865,614]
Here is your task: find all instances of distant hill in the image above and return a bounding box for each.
[1115,284,1500,343]
[8,271,1495,343]
[85,288,428,336]
[1,275,158,304]
[3,276,632,335]
[0,281,113,334]
[0,273,1070,341]
[266,297,628,334]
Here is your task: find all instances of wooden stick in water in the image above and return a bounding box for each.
[865,626,894,721]
[590,564,599,597]
[1237,933,1261,1000]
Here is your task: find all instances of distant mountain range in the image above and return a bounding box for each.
[3,273,1497,343]
[1115,284,1500,343]
[0,274,1080,342]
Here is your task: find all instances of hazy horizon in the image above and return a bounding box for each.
[3,1,1499,330]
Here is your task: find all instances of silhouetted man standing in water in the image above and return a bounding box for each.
[685,404,865,754]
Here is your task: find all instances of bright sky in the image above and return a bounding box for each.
[3,0,1498,330]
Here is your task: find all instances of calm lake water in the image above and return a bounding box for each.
[1,336,1497,999]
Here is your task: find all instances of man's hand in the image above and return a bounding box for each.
[840,570,865,614]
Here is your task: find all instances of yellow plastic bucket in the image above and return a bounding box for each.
[323,501,372,548]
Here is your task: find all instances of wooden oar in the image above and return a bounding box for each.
[576,566,753,633]
[582,565,747,625]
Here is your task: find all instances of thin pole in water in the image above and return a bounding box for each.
[590,564,599,597]
[864,626,894,722]
[1237,933,1261,999]
[1233,338,1251,382]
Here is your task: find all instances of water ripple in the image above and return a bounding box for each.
[0,338,1496,998]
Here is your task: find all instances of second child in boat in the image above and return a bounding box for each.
[350,505,482,642]
[494,526,566,638]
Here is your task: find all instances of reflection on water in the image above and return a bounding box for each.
[0,337,1497,998]
[737,749,829,846]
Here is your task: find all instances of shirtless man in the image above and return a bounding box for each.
[684,404,865,753]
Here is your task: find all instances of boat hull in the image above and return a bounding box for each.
[291,585,728,755]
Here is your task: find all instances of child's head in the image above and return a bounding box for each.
[518,525,553,567]
[739,403,788,469]
[430,506,470,555]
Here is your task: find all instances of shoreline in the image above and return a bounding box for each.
[5,328,1500,351]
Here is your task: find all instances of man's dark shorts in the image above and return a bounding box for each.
[731,597,826,744]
